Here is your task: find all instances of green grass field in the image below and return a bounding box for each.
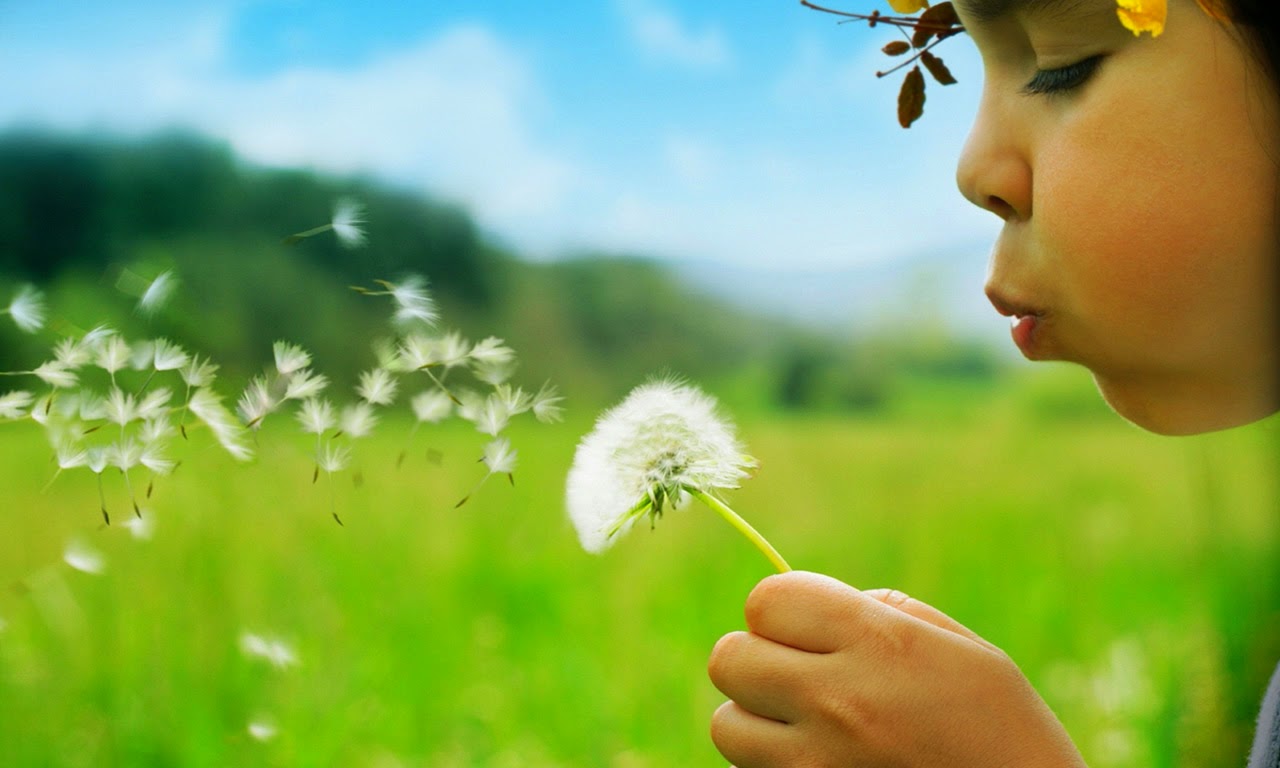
[1,368,1276,767]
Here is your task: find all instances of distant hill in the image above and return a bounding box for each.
[0,130,1006,413]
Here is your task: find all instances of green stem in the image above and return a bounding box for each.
[686,487,791,573]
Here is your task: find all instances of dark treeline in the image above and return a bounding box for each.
[0,129,1004,412]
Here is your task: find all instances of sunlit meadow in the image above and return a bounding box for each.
[1,355,1276,766]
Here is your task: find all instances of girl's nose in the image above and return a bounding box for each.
[955,92,1032,222]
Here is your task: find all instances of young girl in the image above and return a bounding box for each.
[707,0,1279,765]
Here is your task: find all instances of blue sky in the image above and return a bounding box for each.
[0,0,998,276]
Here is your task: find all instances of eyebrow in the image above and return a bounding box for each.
[955,0,1093,24]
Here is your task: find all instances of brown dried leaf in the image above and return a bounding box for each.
[898,66,925,128]
[912,1,961,47]
[882,40,911,56]
[920,50,957,85]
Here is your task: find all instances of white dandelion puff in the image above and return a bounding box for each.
[86,447,110,474]
[128,339,155,371]
[273,341,312,376]
[436,332,471,369]
[239,631,299,669]
[108,439,144,472]
[151,338,189,372]
[395,334,437,370]
[138,271,177,316]
[340,402,378,438]
[565,379,788,571]
[330,197,367,248]
[33,361,78,389]
[296,398,336,435]
[283,369,328,401]
[0,390,33,420]
[411,390,453,423]
[5,285,45,333]
[357,368,398,406]
[63,540,105,575]
[138,417,175,445]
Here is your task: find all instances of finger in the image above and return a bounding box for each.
[744,570,896,653]
[708,630,812,724]
[709,700,793,768]
[862,588,991,647]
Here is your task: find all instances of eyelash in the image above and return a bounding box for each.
[1022,55,1105,96]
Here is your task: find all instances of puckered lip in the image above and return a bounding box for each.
[985,288,1045,321]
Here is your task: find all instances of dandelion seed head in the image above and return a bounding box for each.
[6,285,46,333]
[331,198,367,248]
[63,540,105,575]
[565,380,755,553]
[138,271,177,316]
[273,341,312,376]
[108,439,144,471]
[357,368,398,405]
[474,396,510,437]
[54,442,89,470]
[0,390,33,420]
[128,339,155,371]
[436,332,471,368]
[86,447,110,474]
[139,416,174,445]
[469,337,514,367]
[410,390,452,423]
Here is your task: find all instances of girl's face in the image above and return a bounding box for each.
[954,0,1280,434]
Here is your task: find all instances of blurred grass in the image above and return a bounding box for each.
[0,366,1277,767]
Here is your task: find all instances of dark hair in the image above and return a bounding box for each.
[1226,0,1280,86]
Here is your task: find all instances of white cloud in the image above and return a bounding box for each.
[0,15,578,228]
[615,0,731,70]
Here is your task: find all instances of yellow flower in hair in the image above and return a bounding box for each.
[888,0,929,13]
[1116,0,1165,36]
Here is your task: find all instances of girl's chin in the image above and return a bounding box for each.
[1091,371,1280,436]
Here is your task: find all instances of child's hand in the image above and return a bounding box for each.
[707,571,1087,767]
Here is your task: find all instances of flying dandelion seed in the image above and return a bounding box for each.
[356,368,398,406]
[239,631,299,669]
[330,198,367,248]
[4,285,46,333]
[137,271,177,316]
[247,718,278,742]
[63,540,105,575]
[123,511,155,541]
[272,341,312,376]
[0,391,33,420]
[565,379,789,571]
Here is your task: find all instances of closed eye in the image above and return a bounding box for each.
[1022,55,1105,96]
